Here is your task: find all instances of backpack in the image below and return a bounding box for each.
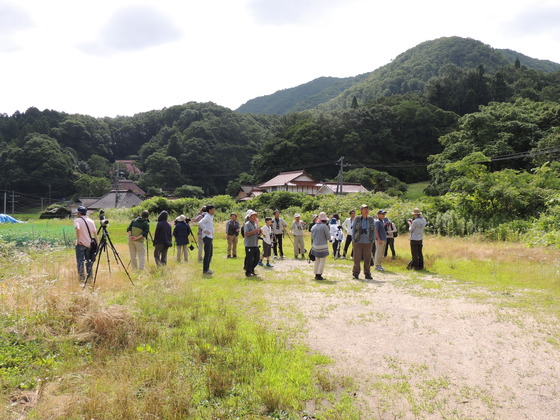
[240,225,245,237]
[393,223,398,237]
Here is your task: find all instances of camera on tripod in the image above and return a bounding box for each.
[99,209,109,227]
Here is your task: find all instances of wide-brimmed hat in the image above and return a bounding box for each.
[294,213,301,218]
[318,212,328,221]
[176,214,186,222]
[230,212,237,216]
[246,210,258,218]
[360,204,369,209]
[411,208,422,215]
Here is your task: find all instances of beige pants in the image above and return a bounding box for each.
[177,245,189,262]
[374,240,386,267]
[129,239,146,270]
[313,257,326,275]
[227,235,238,256]
[293,235,305,256]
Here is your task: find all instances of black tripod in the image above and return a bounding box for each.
[85,223,134,289]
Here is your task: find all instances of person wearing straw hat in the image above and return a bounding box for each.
[310,212,330,280]
[173,214,192,263]
[351,204,375,280]
[407,208,426,270]
[291,213,306,259]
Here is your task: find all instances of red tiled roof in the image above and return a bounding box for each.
[115,160,142,175]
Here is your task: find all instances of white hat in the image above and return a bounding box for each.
[176,214,186,222]
[318,212,328,221]
[246,210,258,218]
[294,213,301,218]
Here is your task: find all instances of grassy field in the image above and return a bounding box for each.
[1,217,560,418]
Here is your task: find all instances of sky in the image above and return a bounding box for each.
[1,0,560,118]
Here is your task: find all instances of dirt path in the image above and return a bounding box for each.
[263,258,560,419]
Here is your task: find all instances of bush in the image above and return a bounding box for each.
[40,204,71,219]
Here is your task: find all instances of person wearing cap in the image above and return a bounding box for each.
[127,210,150,270]
[291,213,306,259]
[407,208,427,270]
[310,212,331,280]
[225,212,240,258]
[271,210,288,259]
[192,206,208,261]
[351,204,375,280]
[341,210,356,258]
[173,214,192,263]
[199,205,216,274]
[243,210,261,277]
[74,206,98,282]
[329,215,341,259]
[373,210,388,271]
[384,218,397,259]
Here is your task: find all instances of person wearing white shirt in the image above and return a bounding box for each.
[199,205,215,274]
[341,210,355,258]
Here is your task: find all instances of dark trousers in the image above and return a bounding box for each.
[332,240,341,258]
[244,246,260,275]
[343,235,353,256]
[384,237,396,257]
[154,244,169,266]
[410,240,424,270]
[353,242,372,277]
[203,236,213,272]
[75,245,93,281]
[273,234,284,256]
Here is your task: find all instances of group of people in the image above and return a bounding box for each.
[73,204,426,282]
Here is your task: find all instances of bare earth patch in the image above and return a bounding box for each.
[263,258,560,419]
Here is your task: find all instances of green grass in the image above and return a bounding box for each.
[403,181,429,200]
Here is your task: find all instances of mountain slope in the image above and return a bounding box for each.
[237,36,560,115]
[236,74,369,114]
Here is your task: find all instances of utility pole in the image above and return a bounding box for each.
[335,157,351,194]
[11,190,15,215]
[3,192,6,214]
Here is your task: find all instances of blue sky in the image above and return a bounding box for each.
[1,0,559,117]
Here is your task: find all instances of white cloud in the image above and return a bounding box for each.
[79,4,183,56]
[0,1,34,52]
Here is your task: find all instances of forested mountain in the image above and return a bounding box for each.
[237,37,560,115]
[236,74,369,115]
[2,36,560,203]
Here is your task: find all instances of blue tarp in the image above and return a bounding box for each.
[0,214,23,223]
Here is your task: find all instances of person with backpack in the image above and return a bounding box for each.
[74,206,98,282]
[127,210,150,270]
[153,211,172,267]
[310,212,330,280]
[225,212,240,258]
[173,215,192,263]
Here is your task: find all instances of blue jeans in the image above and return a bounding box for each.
[203,236,213,272]
[76,245,93,281]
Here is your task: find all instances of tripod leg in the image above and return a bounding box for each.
[85,239,105,289]
[105,233,134,285]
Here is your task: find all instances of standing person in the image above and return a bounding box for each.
[225,212,240,258]
[341,210,356,259]
[351,204,375,280]
[243,210,261,277]
[74,206,98,282]
[310,212,330,280]
[271,210,288,259]
[308,214,318,246]
[153,211,172,267]
[291,213,306,259]
[127,210,150,270]
[408,208,427,270]
[384,218,397,259]
[259,217,274,268]
[173,215,192,263]
[333,226,345,259]
[329,217,340,258]
[199,205,216,275]
[192,206,207,261]
[373,210,388,272]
